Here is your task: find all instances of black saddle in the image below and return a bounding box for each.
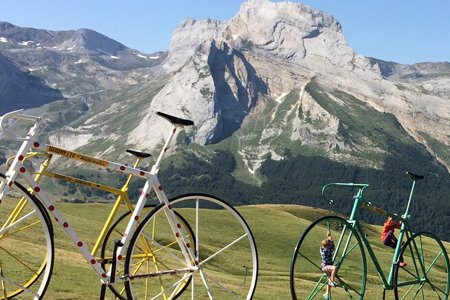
[406,171,424,181]
[156,112,194,126]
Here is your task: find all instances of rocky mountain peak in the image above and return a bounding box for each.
[226,0,351,65]
[235,0,340,32]
[163,0,359,75]
[164,18,225,71]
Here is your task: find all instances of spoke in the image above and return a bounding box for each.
[336,275,361,297]
[339,241,359,262]
[298,251,331,298]
[196,198,200,262]
[138,231,188,266]
[5,220,41,238]
[198,234,247,267]
[191,272,195,300]
[307,275,327,299]
[199,269,244,299]
[427,281,446,298]
[399,286,414,300]
[199,269,214,299]
[425,250,444,275]
[168,273,191,299]
[407,242,423,279]
[299,252,323,272]
[334,241,359,270]
[418,236,425,268]
[0,273,37,297]
[0,245,41,274]
[145,260,149,300]
[0,210,36,236]
[410,283,425,300]
[401,267,417,279]
[0,261,7,299]
[399,282,422,300]
[147,273,192,300]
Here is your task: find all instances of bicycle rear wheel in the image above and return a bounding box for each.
[100,205,195,299]
[290,215,366,299]
[394,231,449,299]
[0,174,54,299]
[124,193,258,299]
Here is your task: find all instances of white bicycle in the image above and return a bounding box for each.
[0,109,258,299]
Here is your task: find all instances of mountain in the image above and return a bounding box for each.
[0,51,63,114]
[1,0,449,239]
[0,21,166,99]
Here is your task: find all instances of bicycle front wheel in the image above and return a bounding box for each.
[0,174,54,299]
[124,193,258,299]
[394,231,449,299]
[290,215,366,299]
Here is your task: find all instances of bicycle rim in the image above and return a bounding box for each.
[290,215,366,299]
[394,231,449,299]
[0,174,54,299]
[124,193,258,299]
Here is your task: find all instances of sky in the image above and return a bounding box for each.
[1,0,449,65]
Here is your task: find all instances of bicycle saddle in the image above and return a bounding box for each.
[126,149,151,159]
[157,112,194,126]
[406,171,424,180]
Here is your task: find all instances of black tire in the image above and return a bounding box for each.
[124,193,258,299]
[290,215,366,299]
[0,174,54,299]
[394,231,450,299]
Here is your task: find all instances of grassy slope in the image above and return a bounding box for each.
[38,202,450,299]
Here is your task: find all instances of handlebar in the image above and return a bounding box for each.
[321,182,370,197]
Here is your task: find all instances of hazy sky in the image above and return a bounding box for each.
[1,0,449,64]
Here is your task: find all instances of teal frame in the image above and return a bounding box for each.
[321,180,448,293]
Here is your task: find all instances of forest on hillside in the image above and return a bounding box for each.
[154,149,450,241]
[32,145,450,241]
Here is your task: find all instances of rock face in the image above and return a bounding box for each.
[127,0,450,172]
[1,0,450,174]
[0,52,63,114]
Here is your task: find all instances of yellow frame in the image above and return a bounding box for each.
[6,150,146,258]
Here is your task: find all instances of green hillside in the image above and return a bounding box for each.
[27,202,449,299]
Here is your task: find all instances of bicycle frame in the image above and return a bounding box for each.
[6,151,146,258]
[322,179,425,291]
[0,110,196,285]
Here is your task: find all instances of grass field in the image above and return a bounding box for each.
[3,201,449,299]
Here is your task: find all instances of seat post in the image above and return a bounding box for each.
[403,172,424,218]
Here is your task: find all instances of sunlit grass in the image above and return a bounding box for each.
[1,201,448,299]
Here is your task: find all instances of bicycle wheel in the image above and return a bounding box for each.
[394,231,450,299]
[100,205,195,299]
[124,193,258,299]
[290,215,366,299]
[0,174,54,299]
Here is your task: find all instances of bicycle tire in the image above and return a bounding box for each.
[394,231,449,300]
[100,204,195,299]
[124,193,258,299]
[290,215,366,299]
[0,173,54,299]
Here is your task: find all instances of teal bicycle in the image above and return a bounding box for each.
[290,172,450,299]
